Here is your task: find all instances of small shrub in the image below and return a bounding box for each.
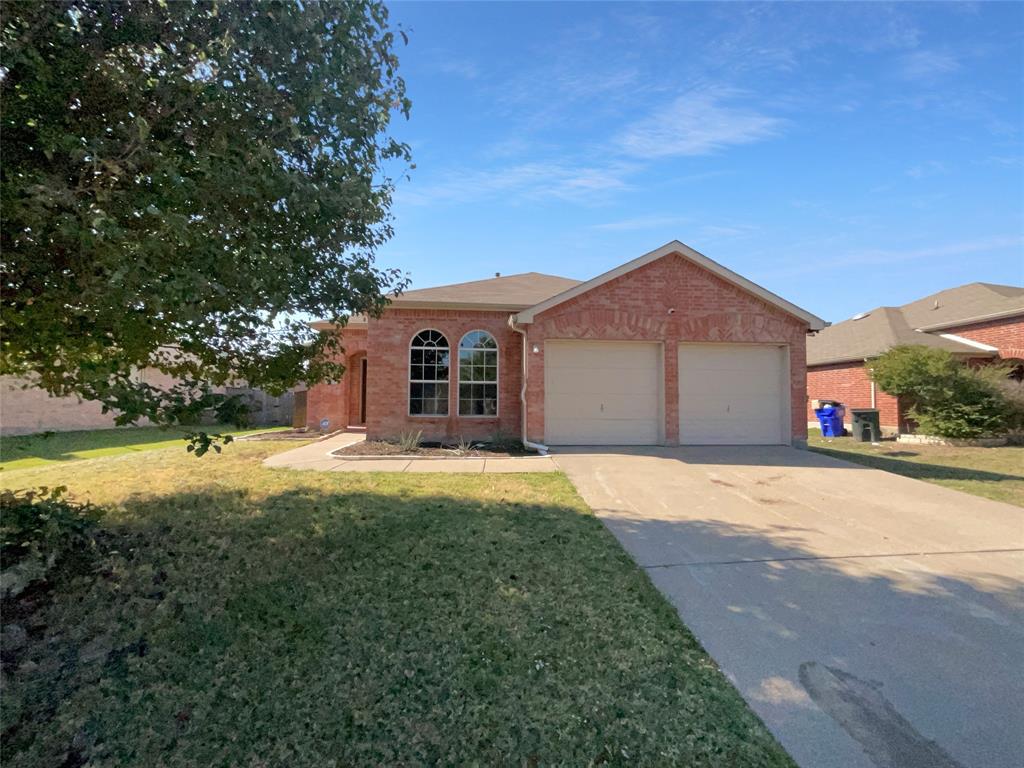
[453,435,476,454]
[488,428,525,453]
[869,346,1016,438]
[396,430,422,452]
[0,486,103,598]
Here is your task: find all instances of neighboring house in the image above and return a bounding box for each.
[1,370,295,436]
[807,282,1024,433]
[305,241,825,447]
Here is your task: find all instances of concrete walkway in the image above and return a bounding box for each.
[553,445,1024,768]
[262,432,557,473]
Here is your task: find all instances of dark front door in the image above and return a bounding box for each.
[360,358,368,424]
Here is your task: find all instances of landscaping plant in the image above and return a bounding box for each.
[869,346,1016,438]
[0,486,103,600]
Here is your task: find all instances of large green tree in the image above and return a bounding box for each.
[1,0,410,451]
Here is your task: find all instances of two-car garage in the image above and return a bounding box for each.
[544,340,788,446]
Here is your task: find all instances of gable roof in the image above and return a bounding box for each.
[389,272,581,310]
[807,281,1023,366]
[806,307,995,366]
[513,240,826,329]
[898,282,1024,331]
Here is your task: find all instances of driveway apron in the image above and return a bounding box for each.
[553,446,1024,768]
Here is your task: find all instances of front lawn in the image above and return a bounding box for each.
[0,424,290,471]
[1,442,792,767]
[808,433,1024,507]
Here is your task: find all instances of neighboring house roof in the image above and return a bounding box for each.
[807,307,993,366]
[899,282,1024,331]
[808,281,1023,366]
[514,240,826,329]
[389,272,581,311]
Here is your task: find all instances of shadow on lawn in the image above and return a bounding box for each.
[5,481,1022,767]
[809,444,1024,484]
[0,427,194,464]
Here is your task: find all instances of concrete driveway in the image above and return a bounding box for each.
[553,446,1024,768]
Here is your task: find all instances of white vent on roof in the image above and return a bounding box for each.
[851,311,870,321]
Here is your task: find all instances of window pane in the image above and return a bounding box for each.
[457,333,497,416]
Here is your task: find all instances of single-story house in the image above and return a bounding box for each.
[305,241,825,447]
[807,282,1024,434]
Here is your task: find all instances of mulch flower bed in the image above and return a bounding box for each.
[333,439,533,458]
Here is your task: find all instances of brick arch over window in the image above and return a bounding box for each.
[409,329,449,416]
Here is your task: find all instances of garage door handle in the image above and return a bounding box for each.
[600,403,604,412]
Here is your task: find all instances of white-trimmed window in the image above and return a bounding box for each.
[459,330,498,416]
[409,330,449,416]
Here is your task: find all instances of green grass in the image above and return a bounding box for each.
[1,442,793,767]
[0,424,289,471]
[809,433,1024,507]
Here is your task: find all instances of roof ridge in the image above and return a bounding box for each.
[402,271,576,292]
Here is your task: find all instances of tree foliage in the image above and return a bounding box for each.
[1,0,410,449]
[869,346,1014,438]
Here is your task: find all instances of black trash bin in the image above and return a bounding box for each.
[850,408,881,442]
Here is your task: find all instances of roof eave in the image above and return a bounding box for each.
[308,318,367,332]
[914,307,1024,332]
[808,347,998,368]
[388,300,531,311]
[513,240,826,330]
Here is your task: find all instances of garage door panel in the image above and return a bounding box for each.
[546,395,658,421]
[545,417,661,445]
[546,368,659,396]
[679,344,786,445]
[545,341,661,445]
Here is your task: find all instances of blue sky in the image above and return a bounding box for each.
[379,2,1023,322]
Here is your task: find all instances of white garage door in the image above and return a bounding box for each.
[678,344,787,445]
[545,341,661,445]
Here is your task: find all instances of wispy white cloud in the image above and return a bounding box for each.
[699,223,760,240]
[436,58,480,79]
[906,160,948,178]
[835,235,1023,266]
[898,50,960,80]
[397,161,635,206]
[617,87,785,159]
[770,235,1023,278]
[591,214,691,232]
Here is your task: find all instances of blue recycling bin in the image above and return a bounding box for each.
[814,406,845,438]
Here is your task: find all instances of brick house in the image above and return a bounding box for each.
[807,283,1024,434]
[305,241,825,447]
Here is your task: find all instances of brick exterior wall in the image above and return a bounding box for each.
[942,315,1024,359]
[305,253,814,445]
[806,362,902,429]
[307,313,522,442]
[305,327,367,433]
[522,254,811,445]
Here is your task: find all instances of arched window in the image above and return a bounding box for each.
[409,330,450,416]
[459,331,498,416]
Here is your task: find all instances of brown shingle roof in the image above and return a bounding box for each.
[808,281,1023,366]
[389,271,580,309]
[807,307,988,366]
[898,282,1024,330]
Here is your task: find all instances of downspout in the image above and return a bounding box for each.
[508,314,549,455]
[866,359,877,408]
